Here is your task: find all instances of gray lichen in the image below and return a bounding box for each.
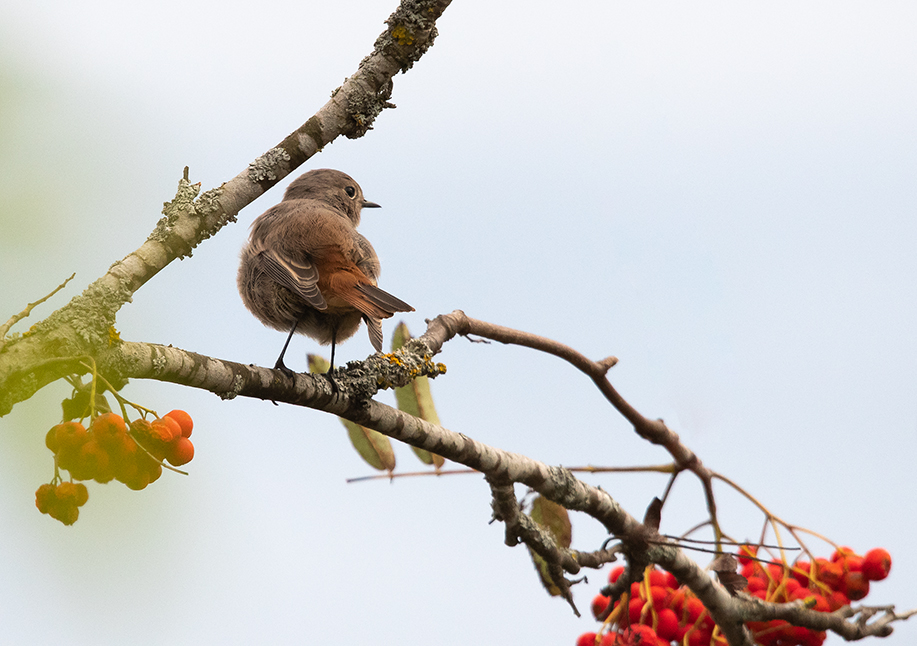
[248,148,292,183]
[152,177,203,244]
[218,373,245,400]
[377,0,442,72]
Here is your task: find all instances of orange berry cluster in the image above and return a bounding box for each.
[577,546,892,646]
[582,566,698,646]
[741,546,892,645]
[39,409,194,525]
[34,482,89,526]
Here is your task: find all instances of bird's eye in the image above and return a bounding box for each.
[345,186,356,198]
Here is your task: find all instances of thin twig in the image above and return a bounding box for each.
[0,273,75,348]
[346,467,478,483]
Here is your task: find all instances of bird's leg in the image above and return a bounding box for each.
[273,318,300,375]
[326,326,340,393]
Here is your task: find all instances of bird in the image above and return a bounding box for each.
[237,168,413,379]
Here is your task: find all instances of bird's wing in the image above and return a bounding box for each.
[258,248,327,310]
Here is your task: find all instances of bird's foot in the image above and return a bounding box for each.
[270,358,298,406]
[273,357,297,379]
[325,369,340,394]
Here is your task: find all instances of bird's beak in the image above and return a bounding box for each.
[362,200,381,209]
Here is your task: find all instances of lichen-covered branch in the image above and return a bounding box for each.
[5,290,913,644]
[0,0,452,416]
[90,323,902,645]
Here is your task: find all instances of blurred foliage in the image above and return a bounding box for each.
[0,60,62,248]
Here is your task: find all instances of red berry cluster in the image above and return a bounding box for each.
[34,482,89,526]
[44,410,194,491]
[742,546,892,645]
[584,566,709,646]
[577,547,892,646]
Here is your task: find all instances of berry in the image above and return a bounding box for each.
[49,503,79,526]
[826,590,850,611]
[810,594,831,613]
[73,482,89,506]
[147,461,163,485]
[664,571,679,590]
[45,427,60,452]
[767,563,786,582]
[608,566,626,584]
[56,448,80,472]
[831,546,855,563]
[648,569,667,588]
[165,437,195,467]
[781,577,801,600]
[35,484,57,514]
[862,548,892,581]
[791,560,812,586]
[684,597,705,624]
[54,421,88,451]
[737,544,758,565]
[164,409,193,438]
[685,625,713,646]
[648,585,668,611]
[55,482,82,505]
[151,417,181,443]
[576,633,598,646]
[112,436,141,483]
[746,576,767,594]
[655,607,679,641]
[841,554,864,574]
[90,412,127,447]
[70,440,110,481]
[627,596,646,625]
[131,419,167,459]
[842,571,870,601]
[814,559,843,588]
[591,594,610,619]
[123,468,151,491]
[741,561,764,579]
[669,589,686,614]
[623,625,657,644]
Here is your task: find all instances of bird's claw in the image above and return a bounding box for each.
[325,370,340,394]
[273,358,297,379]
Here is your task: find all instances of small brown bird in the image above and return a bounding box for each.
[237,169,413,375]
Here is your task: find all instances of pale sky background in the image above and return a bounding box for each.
[1,1,915,645]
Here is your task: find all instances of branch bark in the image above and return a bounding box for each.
[1,2,911,643]
[0,0,452,415]
[31,309,900,644]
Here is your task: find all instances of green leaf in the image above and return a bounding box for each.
[61,389,110,421]
[343,420,396,472]
[390,323,445,468]
[308,354,395,472]
[530,495,572,548]
[528,495,573,597]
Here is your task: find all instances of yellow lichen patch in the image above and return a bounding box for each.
[419,355,447,376]
[390,25,415,46]
[107,326,122,346]
[383,353,405,367]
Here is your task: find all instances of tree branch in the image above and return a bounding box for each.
[418,311,726,541]
[6,299,914,643]
[0,0,452,416]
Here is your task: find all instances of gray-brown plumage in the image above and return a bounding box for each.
[237,168,413,372]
